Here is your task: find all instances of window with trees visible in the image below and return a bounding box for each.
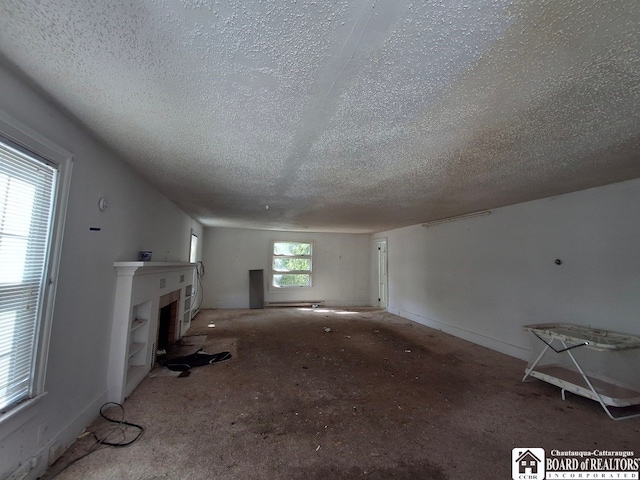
[271,241,312,288]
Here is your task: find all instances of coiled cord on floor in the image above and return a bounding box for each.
[95,402,144,447]
[45,402,144,479]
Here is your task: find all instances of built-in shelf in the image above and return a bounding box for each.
[108,262,197,403]
[131,318,147,332]
[182,283,194,336]
[128,342,145,359]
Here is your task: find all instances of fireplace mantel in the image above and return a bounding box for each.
[108,262,197,402]
[114,261,196,275]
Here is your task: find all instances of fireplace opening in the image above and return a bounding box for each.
[158,290,181,353]
[158,301,178,350]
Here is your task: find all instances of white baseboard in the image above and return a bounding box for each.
[25,390,109,480]
[388,306,530,361]
[265,300,325,308]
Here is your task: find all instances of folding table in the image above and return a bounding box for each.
[522,323,640,420]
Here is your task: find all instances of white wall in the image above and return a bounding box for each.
[0,63,202,479]
[374,178,640,360]
[201,228,370,308]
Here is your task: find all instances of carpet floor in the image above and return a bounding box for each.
[42,308,640,479]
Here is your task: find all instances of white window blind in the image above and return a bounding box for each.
[0,137,57,413]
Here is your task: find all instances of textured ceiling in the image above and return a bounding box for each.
[0,0,639,233]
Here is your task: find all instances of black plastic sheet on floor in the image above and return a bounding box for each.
[164,349,232,371]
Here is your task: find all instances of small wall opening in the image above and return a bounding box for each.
[158,290,180,351]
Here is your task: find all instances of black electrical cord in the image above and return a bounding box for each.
[45,402,144,479]
[95,402,144,446]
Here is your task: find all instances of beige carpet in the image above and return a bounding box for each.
[42,308,640,479]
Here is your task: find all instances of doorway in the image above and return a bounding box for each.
[376,238,388,309]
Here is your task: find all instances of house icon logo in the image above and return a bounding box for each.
[512,448,545,480]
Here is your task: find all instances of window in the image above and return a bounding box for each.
[189,232,198,263]
[271,241,312,288]
[0,113,70,416]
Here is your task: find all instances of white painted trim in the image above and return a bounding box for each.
[320,300,370,307]
[113,262,196,276]
[24,390,109,480]
[0,109,73,414]
[375,237,388,310]
[268,239,314,291]
[388,306,530,361]
[265,300,324,307]
[35,151,72,405]
[0,110,72,161]
[0,393,46,441]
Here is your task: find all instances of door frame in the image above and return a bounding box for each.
[375,238,388,309]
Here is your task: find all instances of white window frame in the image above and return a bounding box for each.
[189,230,198,263]
[270,240,313,289]
[0,110,72,422]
